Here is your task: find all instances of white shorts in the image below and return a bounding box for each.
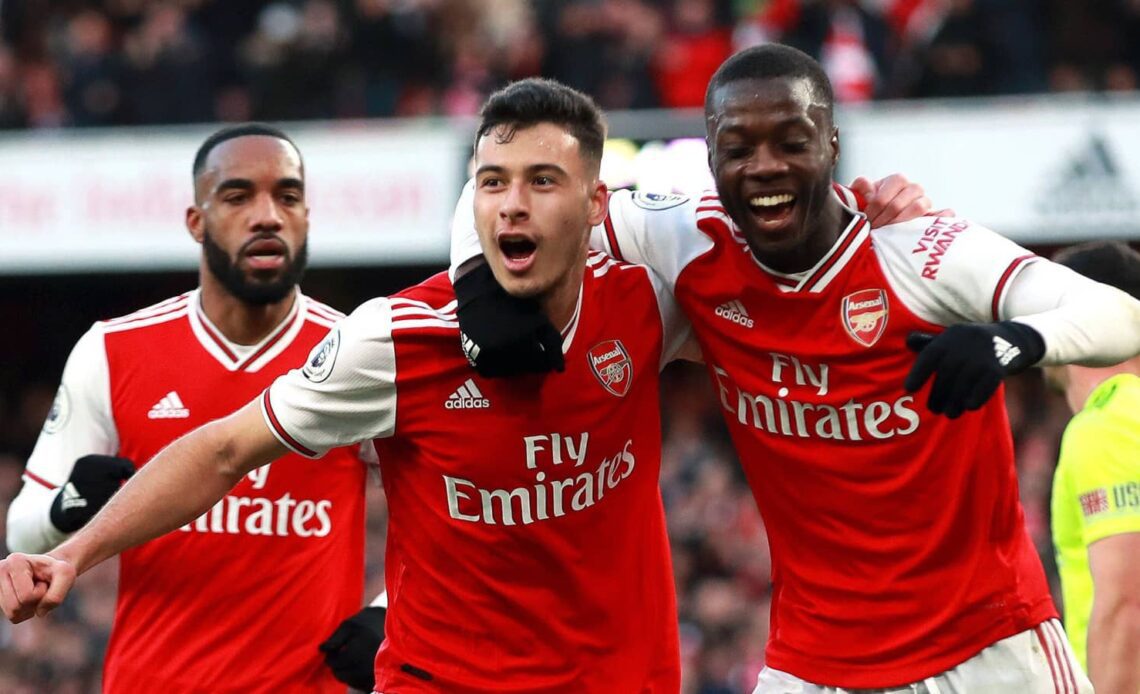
[753,619,1091,694]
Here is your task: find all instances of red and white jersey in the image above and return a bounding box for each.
[10,289,367,694]
[592,188,1059,687]
[263,258,691,693]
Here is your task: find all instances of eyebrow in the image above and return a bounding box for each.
[214,177,305,194]
[474,163,569,178]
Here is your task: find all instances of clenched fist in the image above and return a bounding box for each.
[0,552,76,623]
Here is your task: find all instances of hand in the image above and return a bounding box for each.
[904,321,1045,418]
[849,174,952,227]
[319,606,386,691]
[454,262,565,378]
[50,455,135,533]
[0,552,76,623]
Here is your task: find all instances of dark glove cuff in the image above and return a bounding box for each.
[995,320,1046,372]
[49,489,83,533]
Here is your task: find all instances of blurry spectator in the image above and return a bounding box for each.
[56,10,123,127]
[537,0,663,109]
[737,0,895,102]
[654,0,735,108]
[345,0,443,117]
[1047,0,1140,93]
[120,3,212,124]
[0,46,26,128]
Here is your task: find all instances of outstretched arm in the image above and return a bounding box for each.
[0,401,286,622]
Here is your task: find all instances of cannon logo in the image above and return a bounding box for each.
[841,289,888,347]
[588,340,632,398]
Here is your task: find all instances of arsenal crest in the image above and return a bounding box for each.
[841,289,889,347]
[588,340,633,397]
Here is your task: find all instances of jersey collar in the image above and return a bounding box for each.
[188,287,307,372]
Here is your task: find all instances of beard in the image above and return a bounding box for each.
[203,229,308,306]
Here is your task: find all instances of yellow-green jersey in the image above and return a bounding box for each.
[1051,373,1140,670]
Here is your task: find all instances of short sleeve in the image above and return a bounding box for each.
[872,217,1039,325]
[1059,413,1140,546]
[24,324,119,486]
[262,298,398,458]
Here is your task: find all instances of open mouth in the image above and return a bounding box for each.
[243,238,288,271]
[498,235,537,273]
[747,193,797,227]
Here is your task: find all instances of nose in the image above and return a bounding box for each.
[744,143,789,180]
[249,192,284,232]
[498,182,530,225]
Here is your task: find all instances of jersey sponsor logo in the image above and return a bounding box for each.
[302,328,340,383]
[912,217,969,280]
[443,435,637,526]
[148,391,190,419]
[841,289,888,347]
[43,384,71,434]
[715,300,754,328]
[630,191,688,211]
[1079,488,1109,517]
[712,361,921,442]
[179,492,334,537]
[445,378,490,409]
[588,339,632,397]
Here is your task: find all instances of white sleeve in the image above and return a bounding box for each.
[593,189,715,294]
[1003,261,1140,366]
[872,217,1039,325]
[873,217,1140,366]
[642,266,700,367]
[7,325,118,553]
[262,298,397,458]
[448,179,481,280]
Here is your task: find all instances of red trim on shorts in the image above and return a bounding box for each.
[991,254,1036,321]
[1048,621,1079,693]
[1035,623,1064,694]
[23,470,58,490]
[261,391,317,458]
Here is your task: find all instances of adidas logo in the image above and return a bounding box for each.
[1037,133,1136,216]
[715,300,754,328]
[58,482,88,511]
[148,391,190,419]
[992,336,1021,367]
[445,378,490,410]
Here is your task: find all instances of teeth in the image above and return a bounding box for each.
[749,194,794,208]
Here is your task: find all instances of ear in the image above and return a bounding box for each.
[586,179,609,227]
[830,126,840,167]
[186,206,205,244]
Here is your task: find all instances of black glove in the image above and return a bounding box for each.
[49,455,135,533]
[319,606,386,691]
[904,321,1045,419]
[454,261,565,378]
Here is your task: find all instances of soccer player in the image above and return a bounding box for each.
[4,123,376,693]
[1046,242,1140,694]
[0,80,700,692]
[452,47,1140,691]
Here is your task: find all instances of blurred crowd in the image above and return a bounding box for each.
[1,0,1140,130]
[0,349,1074,693]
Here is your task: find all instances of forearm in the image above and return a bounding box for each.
[1087,598,1140,693]
[6,483,67,554]
[1005,262,1140,366]
[50,405,277,575]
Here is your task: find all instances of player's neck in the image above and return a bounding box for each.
[540,264,585,334]
[753,197,848,274]
[197,279,298,346]
[1066,361,1140,412]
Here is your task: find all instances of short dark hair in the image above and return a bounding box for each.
[706,44,834,119]
[192,123,301,179]
[1052,241,1140,300]
[476,78,606,168]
